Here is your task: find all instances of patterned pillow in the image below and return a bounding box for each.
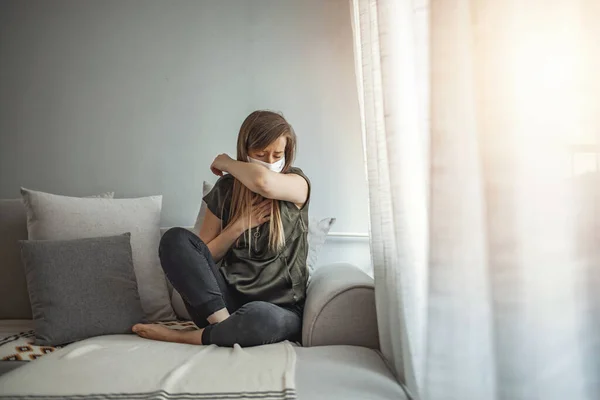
[0,330,61,361]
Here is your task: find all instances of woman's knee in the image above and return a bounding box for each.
[240,301,274,319]
[159,227,207,272]
[159,227,197,253]
[204,302,301,347]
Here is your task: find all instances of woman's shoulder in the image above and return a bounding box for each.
[216,173,235,186]
[204,174,234,199]
[286,166,304,174]
[211,174,235,194]
[204,174,235,219]
[285,166,310,183]
[281,166,310,214]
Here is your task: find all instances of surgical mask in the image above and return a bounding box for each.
[248,156,286,173]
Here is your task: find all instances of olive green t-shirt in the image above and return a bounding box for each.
[203,167,310,307]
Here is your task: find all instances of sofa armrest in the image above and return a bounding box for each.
[302,263,379,349]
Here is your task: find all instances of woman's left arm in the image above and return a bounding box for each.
[211,154,309,207]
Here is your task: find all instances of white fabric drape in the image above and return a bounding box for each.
[351,1,600,399]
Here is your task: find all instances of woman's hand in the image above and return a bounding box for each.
[235,199,272,231]
[210,153,234,176]
[250,199,272,229]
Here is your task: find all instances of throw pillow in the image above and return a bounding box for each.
[0,192,114,320]
[307,217,336,273]
[20,233,145,346]
[192,181,214,234]
[20,188,175,321]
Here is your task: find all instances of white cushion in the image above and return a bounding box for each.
[306,216,335,274]
[192,181,214,234]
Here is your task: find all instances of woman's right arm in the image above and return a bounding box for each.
[199,210,243,262]
[199,200,271,262]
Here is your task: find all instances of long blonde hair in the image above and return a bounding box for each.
[226,110,296,252]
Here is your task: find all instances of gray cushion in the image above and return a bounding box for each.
[20,188,175,322]
[302,263,379,349]
[20,233,145,346]
[0,192,114,320]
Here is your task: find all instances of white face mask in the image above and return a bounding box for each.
[248,156,286,173]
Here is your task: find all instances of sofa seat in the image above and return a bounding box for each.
[0,329,407,400]
[295,345,408,400]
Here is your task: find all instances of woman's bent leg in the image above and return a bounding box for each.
[158,227,238,327]
[201,301,302,347]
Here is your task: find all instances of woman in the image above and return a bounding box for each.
[132,110,310,347]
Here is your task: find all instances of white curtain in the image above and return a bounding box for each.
[351,1,600,399]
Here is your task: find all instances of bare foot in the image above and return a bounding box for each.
[132,324,179,342]
[132,323,204,345]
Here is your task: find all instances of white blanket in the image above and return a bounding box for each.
[0,335,297,400]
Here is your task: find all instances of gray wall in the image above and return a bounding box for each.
[0,0,371,270]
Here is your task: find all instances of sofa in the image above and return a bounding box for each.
[0,198,407,399]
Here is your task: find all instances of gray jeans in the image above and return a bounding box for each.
[159,227,303,347]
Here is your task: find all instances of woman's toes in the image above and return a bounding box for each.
[132,323,177,341]
[132,323,153,338]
